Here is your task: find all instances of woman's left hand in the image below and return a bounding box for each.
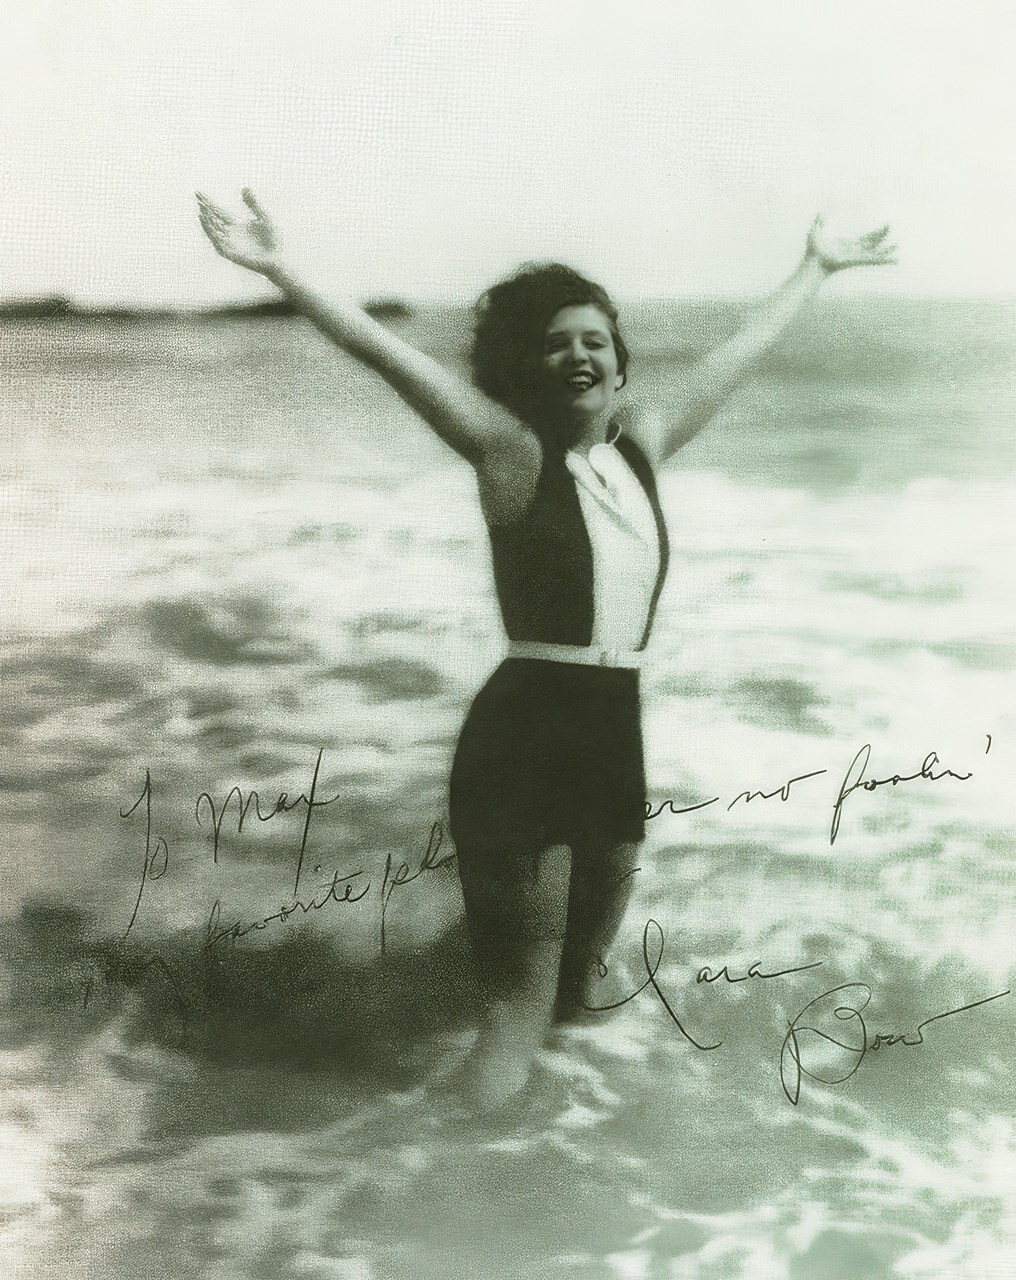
[196,188,281,276]
[805,215,898,273]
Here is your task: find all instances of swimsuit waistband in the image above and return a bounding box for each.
[506,640,644,670]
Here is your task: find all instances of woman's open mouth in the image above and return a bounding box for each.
[565,373,598,393]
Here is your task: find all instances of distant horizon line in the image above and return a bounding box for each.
[2,290,1014,319]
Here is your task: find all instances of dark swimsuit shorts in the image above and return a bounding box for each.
[448,656,646,857]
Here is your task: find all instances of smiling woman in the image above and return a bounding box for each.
[196,189,897,1111]
[469,262,631,450]
[542,305,622,415]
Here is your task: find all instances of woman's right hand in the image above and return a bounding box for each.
[196,188,280,276]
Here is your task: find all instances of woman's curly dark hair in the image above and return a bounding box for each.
[470,262,630,428]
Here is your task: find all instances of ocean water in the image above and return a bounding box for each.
[1,299,1014,1279]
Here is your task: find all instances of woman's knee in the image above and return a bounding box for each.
[457,841,572,968]
[569,840,641,906]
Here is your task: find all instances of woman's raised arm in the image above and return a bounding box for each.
[196,190,537,476]
[625,216,897,465]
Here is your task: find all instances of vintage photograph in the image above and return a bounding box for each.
[2,3,1013,1277]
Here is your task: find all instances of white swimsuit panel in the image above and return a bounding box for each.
[565,440,661,651]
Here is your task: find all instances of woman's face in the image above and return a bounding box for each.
[539,304,622,427]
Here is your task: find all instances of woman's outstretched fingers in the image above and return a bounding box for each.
[867,233,898,264]
[196,192,227,222]
[241,187,269,219]
[806,215,897,272]
[195,189,278,273]
[196,195,230,239]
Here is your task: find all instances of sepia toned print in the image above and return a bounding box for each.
[2,4,1013,1278]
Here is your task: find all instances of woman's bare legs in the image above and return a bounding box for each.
[449,835,641,1110]
[454,842,572,1112]
[554,839,641,1024]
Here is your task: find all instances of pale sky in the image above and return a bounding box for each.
[1,0,1014,305]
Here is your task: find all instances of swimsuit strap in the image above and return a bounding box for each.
[612,434,671,650]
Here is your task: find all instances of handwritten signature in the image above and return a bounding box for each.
[585,919,825,1051]
[779,982,1011,1105]
[586,919,1009,1104]
[645,736,988,844]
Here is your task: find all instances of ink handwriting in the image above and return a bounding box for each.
[644,796,719,821]
[829,744,974,845]
[696,958,824,984]
[726,768,827,811]
[194,747,340,890]
[120,770,169,937]
[780,983,1010,1105]
[585,917,1009,1105]
[204,868,371,950]
[586,919,723,1050]
[643,737,982,845]
[379,821,457,952]
[203,819,455,953]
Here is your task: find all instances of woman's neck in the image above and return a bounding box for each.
[540,411,612,456]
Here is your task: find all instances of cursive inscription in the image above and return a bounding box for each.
[829,744,974,845]
[586,919,723,1050]
[780,983,1010,1105]
[204,868,371,950]
[643,736,984,845]
[120,770,170,937]
[645,796,719,821]
[726,768,827,812]
[202,820,454,953]
[696,958,823,984]
[194,747,340,890]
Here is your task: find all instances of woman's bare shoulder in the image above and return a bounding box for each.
[476,428,544,527]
